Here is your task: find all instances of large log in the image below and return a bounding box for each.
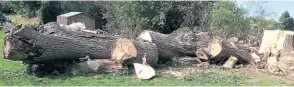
[5,26,118,62]
[138,27,212,61]
[3,23,158,67]
[39,22,159,66]
[71,41,159,74]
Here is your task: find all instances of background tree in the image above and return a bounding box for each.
[279,11,294,30]
[211,1,249,39]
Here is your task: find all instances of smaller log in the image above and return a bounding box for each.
[222,56,238,69]
[208,39,251,64]
[71,58,123,74]
[138,28,212,61]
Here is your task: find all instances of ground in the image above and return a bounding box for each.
[0,16,294,86]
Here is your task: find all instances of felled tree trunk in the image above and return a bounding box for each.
[71,40,159,74]
[40,22,159,66]
[3,22,159,67]
[208,39,251,64]
[138,27,212,61]
[4,26,118,62]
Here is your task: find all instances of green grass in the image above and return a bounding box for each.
[6,15,39,26]
[0,15,293,86]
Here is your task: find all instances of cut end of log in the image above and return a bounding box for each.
[3,40,27,60]
[3,40,11,58]
[138,30,152,42]
[111,38,137,64]
[210,42,222,58]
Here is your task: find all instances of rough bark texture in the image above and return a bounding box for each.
[3,22,159,76]
[5,26,116,62]
[208,39,251,64]
[138,27,212,61]
[131,40,158,67]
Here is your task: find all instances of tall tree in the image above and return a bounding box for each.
[279,11,294,30]
[211,1,249,38]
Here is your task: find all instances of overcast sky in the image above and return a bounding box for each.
[236,0,294,21]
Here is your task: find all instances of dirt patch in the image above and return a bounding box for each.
[156,65,294,85]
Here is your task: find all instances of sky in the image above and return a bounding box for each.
[236,1,294,21]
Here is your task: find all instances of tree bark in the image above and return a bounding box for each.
[131,40,158,67]
[138,27,212,61]
[4,23,159,67]
[5,26,117,62]
[208,39,251,64]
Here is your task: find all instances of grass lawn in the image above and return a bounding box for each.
[0,16,294,86]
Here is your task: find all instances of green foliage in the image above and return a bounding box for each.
[0,1,41,17]
[247,16,280,41]
[211,1,280,41]
[211,1,249,38]
[103,1,214,38]
[279,11,294,30]
[103,1,174,37]
[40,1,62,24]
